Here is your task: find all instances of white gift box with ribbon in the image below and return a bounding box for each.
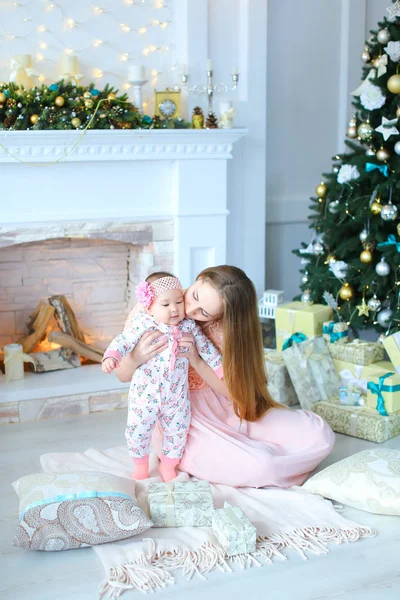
[212,502,256,556]
[148,480,214,527]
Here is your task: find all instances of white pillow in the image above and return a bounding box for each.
[303,449,400,515]
[12,471,153,551]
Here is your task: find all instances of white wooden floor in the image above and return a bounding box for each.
[1,409,400,600]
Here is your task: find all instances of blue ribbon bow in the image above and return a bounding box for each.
[322,322,348,343]
[365,162,389,177]
[377,234,400,252]
[367,372,400,416]
[282,332,307,350]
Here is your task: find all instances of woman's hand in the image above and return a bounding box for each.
[177,333,200,367]
[114,330,168,383]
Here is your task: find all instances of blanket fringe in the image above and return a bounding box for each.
[98,525,376,598]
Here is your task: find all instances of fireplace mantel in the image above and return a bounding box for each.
[1,128,246,288]
[0,128,247,163]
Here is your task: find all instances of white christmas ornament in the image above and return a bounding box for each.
[313,242,324,255]
[360,83,386,110]
[384,41,400,62]
[298,242,315,255]
[329,260,348,279]
[375,257,390,276]
[351,70,376,96]
[377,308,393,327]
[375,116,399,141]
[337,164,360,184]
[394,141,400,155]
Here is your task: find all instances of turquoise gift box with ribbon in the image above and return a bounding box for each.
[366,372,400,415]
[212,502,257,556]
[275,302,333,352]
[148,480,214,527]
[322,321,349,345]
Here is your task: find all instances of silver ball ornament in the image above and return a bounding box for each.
[394,141,400,156]
[313,242,324,255]
[301,274,309,285]
[377,308,393,327]
[301,289,312,304]
[377,28,390,45]
[380,203,398,221]
[359,229,368,243]
[328,200,340,214]
[368,296,382,311]
[375,257,390,276]
[357,122,374,141]
[366,146,376,156]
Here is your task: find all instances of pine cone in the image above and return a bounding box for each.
[4,115,15,128]
[205,111,218,129]
[6,98,16,108]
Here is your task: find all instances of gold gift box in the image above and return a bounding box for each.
[366,372,400,414]
[313,400,400,443]
[328,339,384,365]
[274,302,332,352]
[382,332,400,374]
[333,358,394,396]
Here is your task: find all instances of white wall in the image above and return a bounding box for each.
[265,0,390,301]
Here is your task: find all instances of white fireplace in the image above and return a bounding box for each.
[0,128,246,423]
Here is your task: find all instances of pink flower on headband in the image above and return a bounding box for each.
[136,281,155,309]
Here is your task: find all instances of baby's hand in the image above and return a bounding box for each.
[102,357,118,374]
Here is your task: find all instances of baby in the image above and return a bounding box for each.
[102,272,223,482]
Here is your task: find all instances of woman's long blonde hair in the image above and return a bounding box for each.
[197,265,282,422]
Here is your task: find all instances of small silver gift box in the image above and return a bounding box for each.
[212,502,257,556]
[282,337,341,411]
[264,349,298,406]
[148,480,214,527]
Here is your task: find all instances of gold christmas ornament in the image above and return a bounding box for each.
[360,249,373,263]
[357,121,374,141]
[71,117,81,128]
[339,283,353,301]
[0,92,6,104]
[107,93,117,100]
[54,96,65,107]
[361,47,371,63]
[84,99,93,108]
[376,146,391,162]
[388,74,400,94]
[356,298,370,317]
[29,114,39,124]
[315,182,327,198]
[83,91,92,99]
[396,106,400,119]
[346,117,357,138]
[397,222,400,236]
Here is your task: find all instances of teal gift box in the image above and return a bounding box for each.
[212,503,257,556]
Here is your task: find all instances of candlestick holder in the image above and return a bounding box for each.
[180,69,239,115]
[128,79,148,114]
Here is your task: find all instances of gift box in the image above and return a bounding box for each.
[328,339,384,365]
[148,480,214,527]
[282,337,340,411]
[312,400,400,443]
[260,319,276,350]
[212,502,257,556]
[264,349,298,406]
[366,372,400,415]
[322,321,349,345]
[275,302,332,351]
[333,359,394,396]
[382,332,400,374]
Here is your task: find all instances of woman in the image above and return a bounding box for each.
[116,265,335,488]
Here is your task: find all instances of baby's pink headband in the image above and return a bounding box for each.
[136,276,183,309]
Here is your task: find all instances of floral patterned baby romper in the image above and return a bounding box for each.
[103,312,223,460]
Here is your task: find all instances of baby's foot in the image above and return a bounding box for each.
[160,455,180,482]
[132,456,149,480]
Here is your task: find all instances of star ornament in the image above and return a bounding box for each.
[387,0,400,19]
[357,298,370,317]
[376,116,399,141]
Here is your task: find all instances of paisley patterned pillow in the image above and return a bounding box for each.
[303,449,400,515]
[12,471,153,551]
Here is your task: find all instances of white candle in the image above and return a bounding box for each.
[207,58,212,71]
[10,54,34,90]
[128,65,146,82]
[4,344,24,382]
[220,100,232,114]
[60,55,79,75]
[232,65,239,75]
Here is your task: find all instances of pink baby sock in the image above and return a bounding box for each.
[132,456,149,480]
[159,455,180,482]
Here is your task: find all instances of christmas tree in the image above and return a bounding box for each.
[294,6,400,340]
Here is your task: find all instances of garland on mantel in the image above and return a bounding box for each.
[0,81,191,131]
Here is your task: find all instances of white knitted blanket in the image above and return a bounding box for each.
[40,446,375,597]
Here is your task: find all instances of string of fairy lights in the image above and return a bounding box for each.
[0,0,178,106]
